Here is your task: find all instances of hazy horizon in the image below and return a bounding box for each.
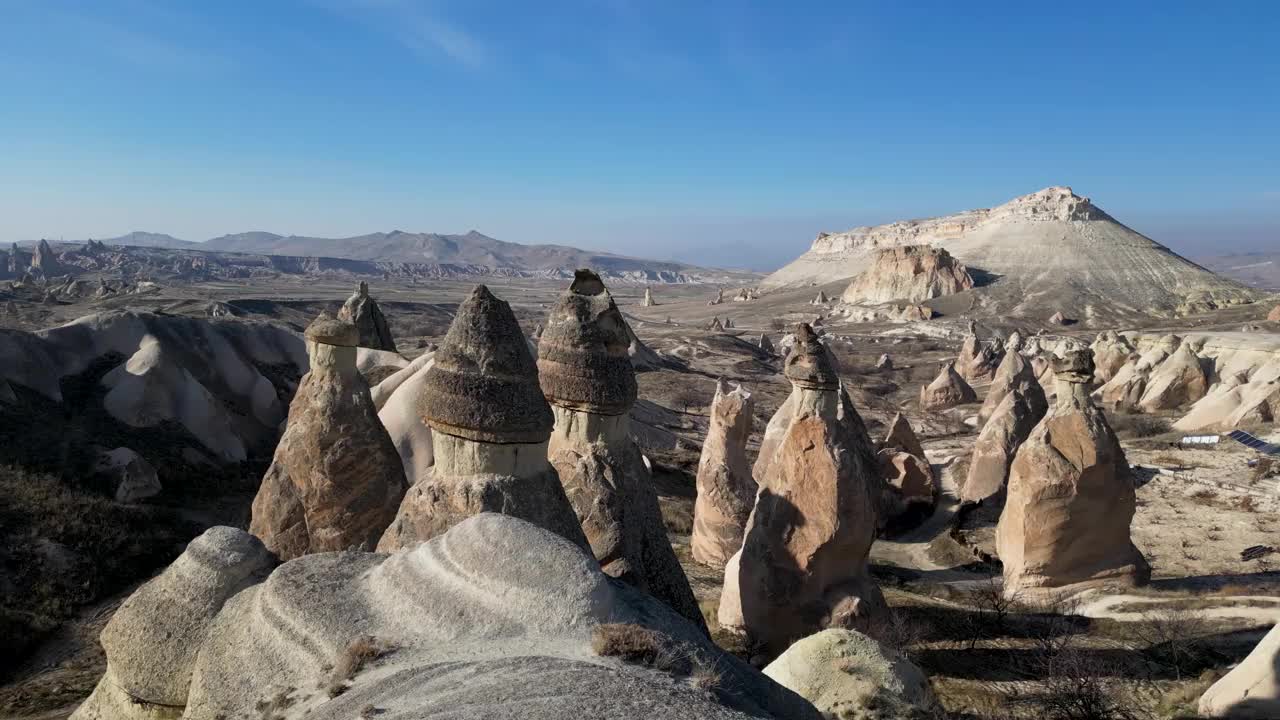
[2,2,1276,271]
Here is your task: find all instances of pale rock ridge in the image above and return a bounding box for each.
[692,379,756,569]
[250,313,407,559]
[538,270,704,631]
[962,387,1045,503]
[373,351,437,485]
[841,244,974,305]
[920,360,977,411]
[1136,339,1210,411]
[338,281,397,351]
[996,350,1150,597]
[719,323,885,652]
[763,629,936,719]
[1198,623,1280,718]
[1095,333,1182,410]
[378,285,588,552]
[73,514,820,720]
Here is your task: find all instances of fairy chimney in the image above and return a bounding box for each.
[692,379,756,569]
[642,286,656,307]
[338,281,397,351]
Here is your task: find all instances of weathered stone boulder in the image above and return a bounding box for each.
[692,379,756,569]
[881,412,925,460]
[73,515,820,720]
[877,449,936,523]
[95,447,161,503]
[1137,339,1210,411]
[841,245,974,304]
[962,387,1046,503]
[764,629,935,720]
[920,361,977,411]
[1199,623,1280,718]
[378,285,588,552]
[978,349,1047,423]
[71,527,275,719]
[538,270,703,631]
[338,281,397,351]
[720,324,885,652]
[249,314,407,559]
[996,350,1150,597]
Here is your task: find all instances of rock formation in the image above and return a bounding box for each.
[641,286,655,306]
[31,238,59,274]
[962,387,1046,503]
[1096,333,1181,410]
[1090,330,1135,383]
[956,323,1001,384]
[378,285,588,552]
[692,379,756,569]
[978,348,1047,423]
[1048,311,1068,325]
[372,352,437,485]
[537,270,704,630]
[95,447,161,503]
[763,629,936,719]
[71,515,820,720]
[719,324,885,652]
[708,287,724,305]
[338,281,397,351]
[758,333,775,354]
[876,353,893,370]
[877,449,936,523]
[882,412,925,460]
[250,314,407,559]
[812,290,829,304]
[708,316,725,331]
[996,350,1150,597]
[920,360,977,411]
[1136,339,1210,411]
[1198,623,1280,718]
[841,244,974,304]
[1270,305,1280,322]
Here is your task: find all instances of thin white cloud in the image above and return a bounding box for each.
[320,0,491,68]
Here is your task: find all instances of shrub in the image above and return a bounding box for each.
[326,635,396,697]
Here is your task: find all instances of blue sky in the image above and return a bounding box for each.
[1,0,1276,270]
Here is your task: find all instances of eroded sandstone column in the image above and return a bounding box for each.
[249,313,407,559]
[692,379,756,569]
[377,285,588,552]
[538,270,704,631]
[338,280,397,351]
[719,323,885,653]
[996,349,1150,598]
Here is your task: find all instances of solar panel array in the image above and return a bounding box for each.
[1227,430,1280,457]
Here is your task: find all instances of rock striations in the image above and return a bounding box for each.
[841,244,974,305]
[719,324,885,652]
[337,281,397,351]
[692,379,756,569]
[250,313,408,560]
[996,350,1150,597]
[377,285,589,552]
[538,270,704,630]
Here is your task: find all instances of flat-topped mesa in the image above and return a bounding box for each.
[996,347,1150,598]
[378,285,588,552]
[986,185,1102,223]
[249,312,406,560]
[338,281,397,351]
[841,244,974,305]
[692,379,756,569]
[720,322,884,652]
[539,270,705,631]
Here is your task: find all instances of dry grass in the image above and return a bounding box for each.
[591,623,728,694]
[326,635,396,698]
[1189,488,1219,506]
[254,686,296,720]
[1109,413,1171,440]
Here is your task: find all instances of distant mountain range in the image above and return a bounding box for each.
[1194,251,1280,290]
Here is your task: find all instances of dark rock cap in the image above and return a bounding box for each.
[537,269,637,415]
[1052,348,1095,384]
[304,312,359,347]
[420,284,553,443]
[784,323,839,390]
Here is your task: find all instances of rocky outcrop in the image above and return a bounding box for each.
[72,514,820,720]
[719,324,885,652]
[978,349,1047,423]
[764,629,935,720]
[378,285,588,552]
[877,449,936,523]
[1270,305,1280,322]
[692,380,756,569]
[1096,333,1182,410]
[920,361,977,411]
[538,270,704,631]
[1090,330,1135,383]
[996,350,1150,597]
[642,286,655,306]
[95,447,162,503]
[250,314,407,560]
[876,353,893,370]
[956,323,1001,384]
[882,412,925,460]
[31,239,59,274]
[841,244,974,305]
[1136,339,1210,411]
[337,281,397,351]
[1199,623,1280,718]
[962,387,1046,503]
[708,288,724,305]
[71,527,275,719]
[708,316,725,331]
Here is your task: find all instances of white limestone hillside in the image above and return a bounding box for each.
[763,187,1256,323]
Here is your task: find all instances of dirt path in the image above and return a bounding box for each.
[1074,592,1280,624]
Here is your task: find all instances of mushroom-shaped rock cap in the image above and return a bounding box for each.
[784,323,839,390]
[304,312,359,347]
[419,285,553,443]
[537,269,638,415]
[1052,348,1095,384]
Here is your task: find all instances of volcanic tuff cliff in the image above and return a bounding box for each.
[763,187,1256,323]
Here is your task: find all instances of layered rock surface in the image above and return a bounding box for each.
[378,285,588,552]
[841,244,974,305]
[996,350,1150,597]
[538,270,704,630]
[338,281,397,351]
[1199,623,1280,718]
[250,314,407,559]
[73,514,821,720]
[962,387,1046,503]
[692,379,756,569]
